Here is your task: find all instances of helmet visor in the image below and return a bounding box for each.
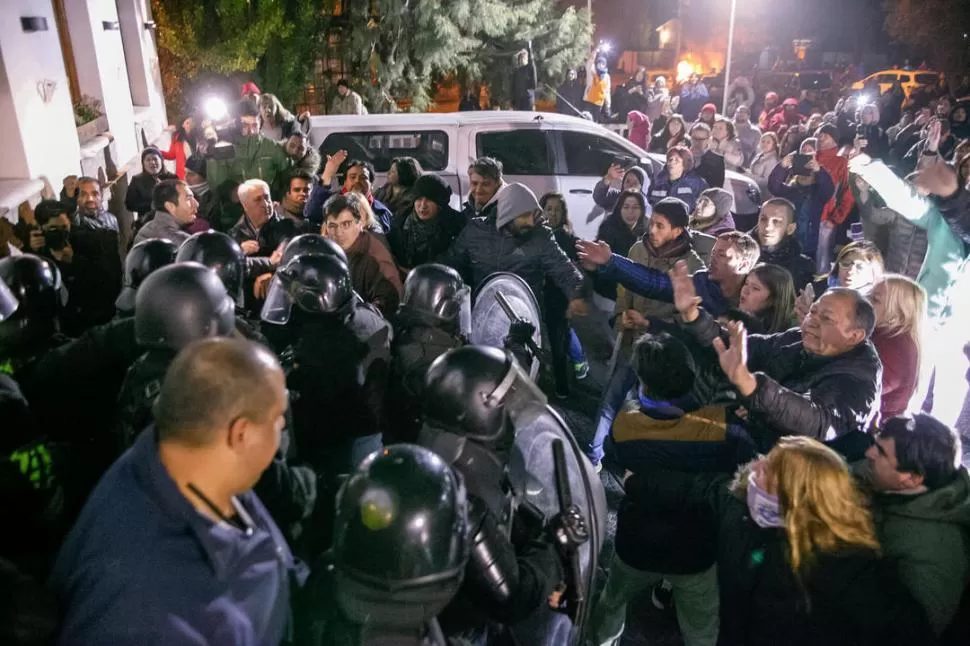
[484,355,548,430]
[260,274,292,325]
[0,280,19,322]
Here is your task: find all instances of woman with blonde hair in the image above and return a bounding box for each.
[258,93,309,141]
[870,274,926,420]
[621,436,934,645]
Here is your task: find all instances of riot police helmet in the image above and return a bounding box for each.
[115,238,179,314]
[333,444,469,629]
[134,262,235,351]
[400,263,469,325]
[176,231,246,305]
[0,255,61,350]
[280,233,347,267]
[423,345,547,443]
[261,253,353,324]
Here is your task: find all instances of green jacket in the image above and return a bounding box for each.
[206,135,290,231]
[870,467,970,634]
[853,159,968,321]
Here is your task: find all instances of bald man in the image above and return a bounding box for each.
[50,337,297,645]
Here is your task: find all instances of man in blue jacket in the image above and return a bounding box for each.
[49,337,298,645]
[577,230,760,317]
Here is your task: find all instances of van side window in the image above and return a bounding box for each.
[477,131,554,175]
[320,131,449,171]
[875,73,898,84]
[915,73,938,85]
[561,131,640,176]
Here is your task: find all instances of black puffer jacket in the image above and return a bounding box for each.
[439,215,584,302]
[682,309,882,460]
[751,229,817,292]
[626,470,936,646]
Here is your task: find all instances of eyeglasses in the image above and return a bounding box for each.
[325,219,357,233]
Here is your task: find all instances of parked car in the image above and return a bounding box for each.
[307,111,762,242]
[851,69,940,97]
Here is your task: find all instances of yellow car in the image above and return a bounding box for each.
[851,69,940,97]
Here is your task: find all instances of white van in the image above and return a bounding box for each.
[307,111,760,242]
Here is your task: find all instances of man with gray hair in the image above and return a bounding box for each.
[670,259,882,461]
[50,337,298,645]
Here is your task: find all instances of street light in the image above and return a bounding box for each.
[722,0,738,115]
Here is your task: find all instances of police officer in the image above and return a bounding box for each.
[0,254,68,379]
[176,230,266,341]
[116,262,236,450]
[299,444,470,646]
[114,238,178,318]
[387,263,469,444]
[261,246,391,478]
[419,345,564,640]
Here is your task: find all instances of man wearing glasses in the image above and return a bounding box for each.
[689,122,726,191]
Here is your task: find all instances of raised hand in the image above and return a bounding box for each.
[575,240,612,268]
[926,119,942,153]
[914,162,959,198]
[712,320,756,395]
[669,260,700,321]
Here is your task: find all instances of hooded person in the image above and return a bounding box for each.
[439,182,586,314]
[125,147,177,221]
[593,165,652,212]
[759,91,781,130]
[690,187,736,236]
[626,110,651,150]
[769,98,807,135]
[950,100,970,141]
[388,173,466,274]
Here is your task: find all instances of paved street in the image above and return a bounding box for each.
[550,302,970,645]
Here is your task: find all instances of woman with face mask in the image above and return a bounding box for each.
[621,436,935,646]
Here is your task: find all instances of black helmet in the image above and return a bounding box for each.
[116,239,179,314]
[423,345,547,443]
[334,444,468,629]
[134,262,236,351]
[401,263,469,324]
[0,255,61,349]
[280,233,347,267]
[261,253,352,323]
[176,231,246,305]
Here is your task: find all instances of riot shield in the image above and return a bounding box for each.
[470,272,542,379]
[507,406,607,644]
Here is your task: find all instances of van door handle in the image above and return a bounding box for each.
[569,189,593,194]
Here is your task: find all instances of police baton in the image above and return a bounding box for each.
[549,438,590,623]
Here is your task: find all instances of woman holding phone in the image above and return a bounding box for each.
[767,139,835,262]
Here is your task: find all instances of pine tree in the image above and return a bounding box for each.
[153,0,593,114]
[332,0,593,110]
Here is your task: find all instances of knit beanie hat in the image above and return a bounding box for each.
[700,187,734,218]
[815,123,839,143]
[651,197,690,230]
[412,173,452,208]
[185,155,207,179]
[141,146,162,162]
[496,183,540,229]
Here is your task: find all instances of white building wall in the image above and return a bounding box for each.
[0,1,81,186]
[63,0,137,166]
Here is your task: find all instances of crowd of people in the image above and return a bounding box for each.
[1,70,969,646]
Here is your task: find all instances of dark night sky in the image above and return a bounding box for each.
[563,0,892,55]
